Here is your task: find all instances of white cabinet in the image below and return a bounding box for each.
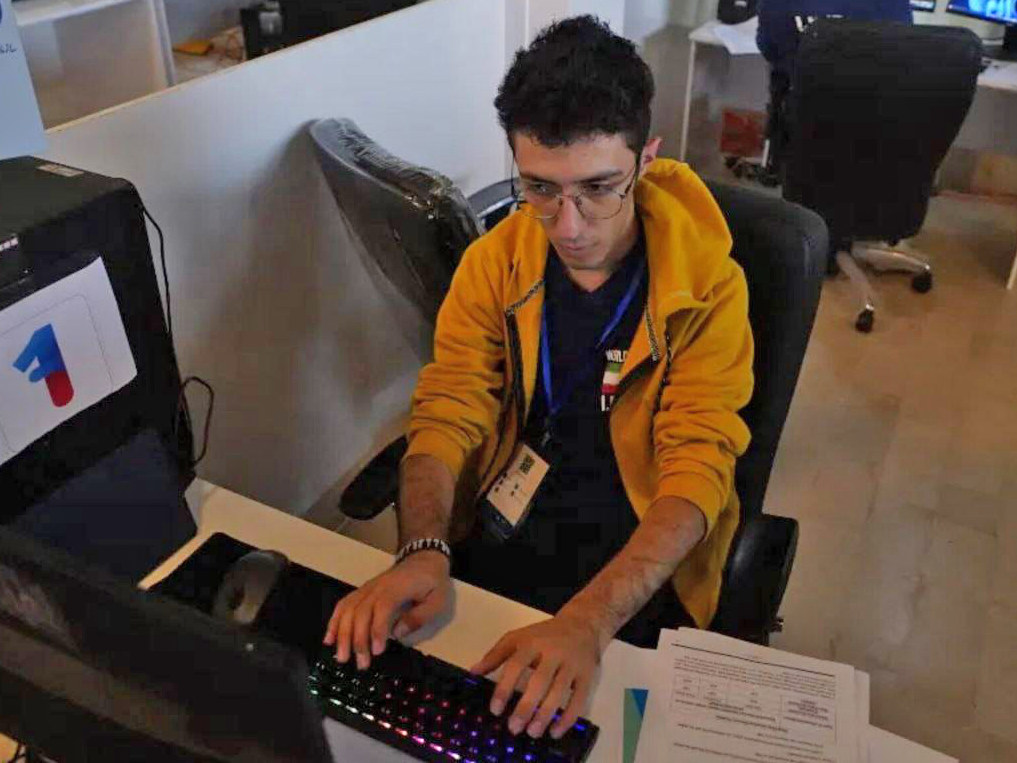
[15,0,175,127]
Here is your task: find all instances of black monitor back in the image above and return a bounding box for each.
[0,526,333,763]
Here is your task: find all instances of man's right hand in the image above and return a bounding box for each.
[323,550,453,670]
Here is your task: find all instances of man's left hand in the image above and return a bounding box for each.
[469,610,603,740]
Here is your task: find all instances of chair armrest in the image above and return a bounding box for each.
[467,180,515,231]
[710,514,799,644]
[338,437,407,521]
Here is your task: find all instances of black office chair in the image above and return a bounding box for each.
[310,118,827,644]
[784,20,981,332]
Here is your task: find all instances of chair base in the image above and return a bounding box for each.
[835,244,933,333]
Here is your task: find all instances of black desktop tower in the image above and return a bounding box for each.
[0,157,195,579]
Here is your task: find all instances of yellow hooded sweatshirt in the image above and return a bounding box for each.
[405,159,754,629]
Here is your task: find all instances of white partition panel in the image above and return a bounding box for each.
[42,0,508,514]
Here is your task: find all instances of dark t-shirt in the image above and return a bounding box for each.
[517,235,648,598]
[452,229,694,646]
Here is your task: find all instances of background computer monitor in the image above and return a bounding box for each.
[911,0,937,11]
[948,0,1017,58]
[280,0,418,45]
[0,527,332,763]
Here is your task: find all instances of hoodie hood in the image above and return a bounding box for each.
[636,158,735,319]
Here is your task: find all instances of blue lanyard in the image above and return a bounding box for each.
[540,257,646,422]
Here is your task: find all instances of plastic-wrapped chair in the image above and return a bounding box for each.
[310,118,827,644]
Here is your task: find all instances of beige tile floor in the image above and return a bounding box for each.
[172,28,244,85]
[767,192,1017,761]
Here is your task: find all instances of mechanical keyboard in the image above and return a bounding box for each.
[152,533,600,762]
[309,642,600,763]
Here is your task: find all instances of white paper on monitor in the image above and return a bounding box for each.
[0,0,46,160]
[636,628,859,763]
[0,258,137,466]
[713,16,760,56]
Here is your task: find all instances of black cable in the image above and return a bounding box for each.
[140,204,173,347]
[178,376,215,465]
[131,190,215,468]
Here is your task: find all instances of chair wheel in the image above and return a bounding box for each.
[855,308,874,333]
[911,271,933,294]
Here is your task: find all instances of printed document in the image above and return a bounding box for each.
[635,628,858,763]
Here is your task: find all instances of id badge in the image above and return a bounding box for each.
[480,443,551,541]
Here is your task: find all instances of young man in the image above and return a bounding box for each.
[325,16,753,740]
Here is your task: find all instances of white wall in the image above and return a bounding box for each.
[624,0,674,40]
[670,0,717,27]
[511,0,627,47]
[573,0,627,30]
[43,0,508,515]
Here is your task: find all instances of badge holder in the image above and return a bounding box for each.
[479,442,551,542]
[480,256,645,542]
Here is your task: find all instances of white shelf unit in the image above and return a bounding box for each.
[14,0,176,128]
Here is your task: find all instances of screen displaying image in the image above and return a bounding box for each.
[948,0,1017,22]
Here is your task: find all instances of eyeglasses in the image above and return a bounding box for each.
[511,160,640,221]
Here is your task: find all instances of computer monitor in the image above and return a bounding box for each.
[948,0,1017,58]
[911,0,937,11]
[280,0,418,45]
[0,526,333,763]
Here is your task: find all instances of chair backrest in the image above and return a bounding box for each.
[309,118,481,329]
[784,20,981,244]
[705,182,828,519]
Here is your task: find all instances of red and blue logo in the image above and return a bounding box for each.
[13,324,75,407]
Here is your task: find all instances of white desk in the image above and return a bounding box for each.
[680,20,1017,289]
[142,484,653,763]
[139,483,955,763]
[978,59,1017,93]
[679,20,761,164]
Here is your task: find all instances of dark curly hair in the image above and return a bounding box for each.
[495,16,655,155]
